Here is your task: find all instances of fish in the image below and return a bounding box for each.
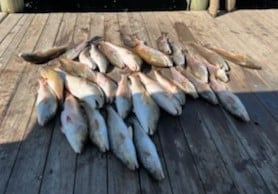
[19,45,68,64]
[106,105,138,170]
[83,106,109,152]
[176,66,218,105]
[57,58,117,103]
[138,72,182,116]
[129,75,160,135]
[185,51,209,83]
[97,40,142,71]
[170,67,199,98]
[128,116,165,181]
[115,74,132,119]
[40,67,64,103]
[61,92,88,153]
[121,34,173,67]
[209,74,250,122]
[189,43,230,71]
[170,42,185,67]
[206,62,229,83]
[79,47,97,70]
[154,70,186,105]
[62,72,105,109]
[36,79,58,126]
[206,46,262,70]
[89,44,110,73]
[62,32,99,59]
[156,32,172,55]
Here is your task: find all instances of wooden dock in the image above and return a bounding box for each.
[0,10,277,194]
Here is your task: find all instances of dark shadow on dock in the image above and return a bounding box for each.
[0,90,277,194]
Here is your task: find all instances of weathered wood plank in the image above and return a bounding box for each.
[3,13,63,194]
[0,14,22,43]
[73,12,91,45]
[154,12,240,194]
[173,11,278,193]
[227,11,278,83]
[0,14,49,194]
[74,13,108,194]
[0,13,8,23]
[38,13,78,194]
[103,12,141,194]
[141,12,205,194]
[0,14,48,122]
[205,13,278,121]
[127,12,173,194]
[0,14,28,58]
[172,11,278,121]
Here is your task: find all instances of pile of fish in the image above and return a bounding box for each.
[19,29,261,181]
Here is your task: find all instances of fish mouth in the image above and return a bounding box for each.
[89,36,104,45]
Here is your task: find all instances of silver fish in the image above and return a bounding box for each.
[170,42,185,67]
[206,62,229,83]
[61,93,88,153]
[19,45,68,64]
[210,75,250,122]
[176,66,218,105]
[79,47,97,70]
[115,74,132,119]
[154,70,186,105]
[185,52,209,83]
[129,116,165,181]
[98,40,142,71]
[39,68,64,104]
[83,106,109,152]
[106,106,139,170]
[157,32,172,55]
[57,58,117,104]
[138,72,182,116]
[189,43,230,71]
[122,34,173,68]
[129,75,160,135]
[170,67,199,98]
[36,79,58,126]
[62,72,105,109]
[89,44,109,73]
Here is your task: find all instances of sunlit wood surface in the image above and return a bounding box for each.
[0,10,277,194]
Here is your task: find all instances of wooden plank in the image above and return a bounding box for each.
[171,11,278,122]
[127,12,173,194]
[243,11,278,50]
[154,12,240,194]
[178,101,240,194]
[73,12,91,45]
[205,13,278,121]
[0,14,49,194]
[0,14,48,122]
[227,11,278,80]
[3,13,63,194]
[140,12,206,194]
[0,14,31,75]
[0,13,8,23]
[102,12,141,194]
[74,13,108,194]
[0,14,28,58]
[0,14,22,43]
[171,11,278,193]
[39,13,78,194]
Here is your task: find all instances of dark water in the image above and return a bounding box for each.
[24,0,278,12]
